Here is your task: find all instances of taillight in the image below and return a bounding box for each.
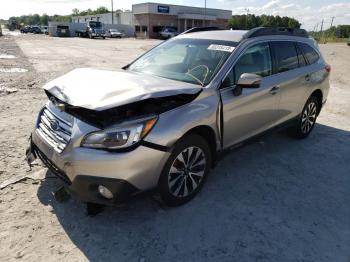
[325,64,331,73]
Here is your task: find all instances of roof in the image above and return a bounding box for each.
[177,30,248,42]
[132,2,232,12]
[177,28,313,44]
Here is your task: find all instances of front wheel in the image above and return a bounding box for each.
[291,96,319,138]
[158,134,212,206]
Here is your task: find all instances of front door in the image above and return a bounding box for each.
[220,42,281,148]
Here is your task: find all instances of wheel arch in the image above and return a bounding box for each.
[310,89,323,115]
[181,125,218,166]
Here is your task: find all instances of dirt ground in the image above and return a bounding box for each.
[0,31,349,262]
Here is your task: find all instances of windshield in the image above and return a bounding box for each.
[89,21,102,28]
[128,38,237,86]
[110,29,119,32]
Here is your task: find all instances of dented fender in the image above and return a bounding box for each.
[144,88,222,151]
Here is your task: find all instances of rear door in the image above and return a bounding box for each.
[296,42,326,104]
[220,42,281,147]
[269,41,309,123]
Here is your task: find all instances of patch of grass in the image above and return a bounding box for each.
[317,37,348,44]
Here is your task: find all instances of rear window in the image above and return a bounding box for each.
[297,43,320,64]
[271,42,299,73]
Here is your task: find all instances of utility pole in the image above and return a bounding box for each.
[203,0,206,27]
[327,16,335,41]
[330,16,335,28]
[245,8,249,29]
[111,0,114,24]
[319,19,324,42]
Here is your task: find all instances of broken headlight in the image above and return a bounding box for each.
[81,116,157,150]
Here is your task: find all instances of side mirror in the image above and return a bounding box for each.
[237,73,262,88]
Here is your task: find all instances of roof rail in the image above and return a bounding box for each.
[181,26,225,35]
[243,27,309,39]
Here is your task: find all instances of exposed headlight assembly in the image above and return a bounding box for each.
[81,116,157,150]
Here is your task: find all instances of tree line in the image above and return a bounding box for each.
[229,14,301,29]
[6,6,111,27]
[310,25,350,39]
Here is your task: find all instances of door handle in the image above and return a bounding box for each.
[305,74,311,82]
[269,86,280,95]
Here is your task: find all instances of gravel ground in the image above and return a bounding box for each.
[0,31,349,262]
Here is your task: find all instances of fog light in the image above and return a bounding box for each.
[98,185,114,199]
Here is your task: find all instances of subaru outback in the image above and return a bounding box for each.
[26,27,330,206]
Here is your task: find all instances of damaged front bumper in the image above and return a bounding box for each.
[26,117,171,205]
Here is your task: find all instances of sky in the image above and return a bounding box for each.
[1,0,349,30]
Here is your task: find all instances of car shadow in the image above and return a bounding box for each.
[36,123,350,261]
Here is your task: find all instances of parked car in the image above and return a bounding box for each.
[27,27,330,207]
[31,26,42,34]
[76,21,106,39]
[159,27,178,39]
[347,37,350,46]
[106,29,125,38]
[20,25,32,33]
[56,25,70,37]
[21,25,41,34]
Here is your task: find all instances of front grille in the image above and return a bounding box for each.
[33,145,71,185]
[36,107,72,153]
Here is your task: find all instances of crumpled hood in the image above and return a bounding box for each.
[43,68,201,111]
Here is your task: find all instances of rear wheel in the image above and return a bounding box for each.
[291,96,319,138]
[158,134,211,206]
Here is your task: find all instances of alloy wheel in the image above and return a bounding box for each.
[168,146,206,198]
[301,101,317,134]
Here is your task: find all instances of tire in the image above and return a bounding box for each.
[158,134,212,206]
[102,36,106,39]
[291,96,319,138]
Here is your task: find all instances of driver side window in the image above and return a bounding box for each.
[222,43,272,88]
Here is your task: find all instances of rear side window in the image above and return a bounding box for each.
[295,45,307,67]
[271,42,299,73]
[298,43,320,64]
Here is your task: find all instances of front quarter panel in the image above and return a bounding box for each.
[144,88,221,150]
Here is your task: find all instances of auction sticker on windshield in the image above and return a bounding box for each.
[208,44,235,52]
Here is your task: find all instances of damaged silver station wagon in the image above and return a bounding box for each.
[26,27,330,206]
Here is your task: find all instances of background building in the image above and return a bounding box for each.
[132,2,232,38]
[68,2,232,38]
[72,10,133,26]
[67,10,134,37]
